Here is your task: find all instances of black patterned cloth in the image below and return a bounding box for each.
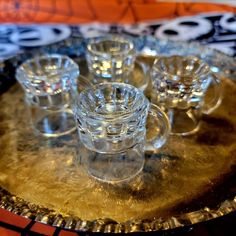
[0,12,235,60]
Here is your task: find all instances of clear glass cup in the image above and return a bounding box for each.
[150,55,222,136]
[73,83,170,183]
[86,34,136,84]
[16,54,80,137]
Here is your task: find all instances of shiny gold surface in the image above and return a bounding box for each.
[0,69,236,227]
[0,50,235,233]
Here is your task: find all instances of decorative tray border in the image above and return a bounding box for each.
[1,186,236,233]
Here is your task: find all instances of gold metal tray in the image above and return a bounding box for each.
[0,40,236,234]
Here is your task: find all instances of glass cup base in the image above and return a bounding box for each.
[33,110,76,137]
[77,142,145,183]
[171,123,201,136]
[168,108,201,136]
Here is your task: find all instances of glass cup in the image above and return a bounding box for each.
[73,83,170,183]
[150,55,222,136]
[16,54,80,137]
[86,34,136,84]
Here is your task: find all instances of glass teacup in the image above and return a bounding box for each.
[73,83,170,183]
[16,54,80,137]
[86,34,136,84]
[150,55,222,136]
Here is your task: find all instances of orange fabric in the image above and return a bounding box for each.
[177,2,236,17]
[0,0,235,24]
[132,2,178,21]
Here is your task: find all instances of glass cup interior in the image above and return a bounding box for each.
[155,55,210,78]
[152,55,211,107]
[78,83,147,117]
[87,35,135,57]
[16,54,79,98]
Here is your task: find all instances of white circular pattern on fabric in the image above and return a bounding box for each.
[219,13,236,32]
[0,43,20,59]
[78,23,111,38]
[155,16,213,40]
[123,23,152,35]
[9,25,71,47]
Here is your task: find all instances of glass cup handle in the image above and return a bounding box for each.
[203,73,222,115]
[70,75,93,108]
[145,103,170,151]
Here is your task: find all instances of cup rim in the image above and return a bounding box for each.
[86,34,135,57]
[16,53,79,81]
[152,55,211,80]
[77,82,148,121]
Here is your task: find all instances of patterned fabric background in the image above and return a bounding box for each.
[0,12,235,61]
